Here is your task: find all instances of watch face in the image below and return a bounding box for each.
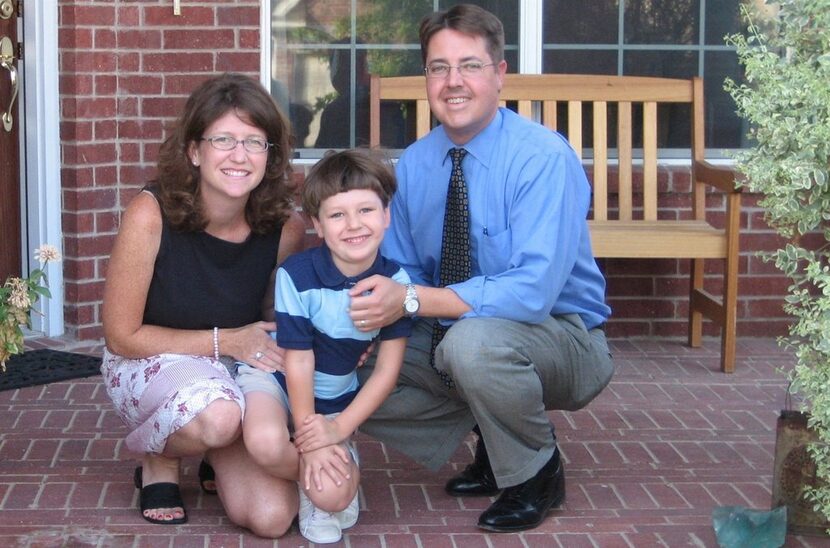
[405,299,419,313]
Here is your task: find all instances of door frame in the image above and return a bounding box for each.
[22,0,62,336]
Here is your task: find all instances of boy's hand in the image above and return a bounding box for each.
[300,445,352,492]
[356,342,376,368]
[294,414,347,453]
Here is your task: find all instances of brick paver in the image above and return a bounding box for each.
[1,337,828,546]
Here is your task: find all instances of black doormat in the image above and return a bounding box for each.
[0,349,101,391]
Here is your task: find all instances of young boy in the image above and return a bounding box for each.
[235,149,413,544]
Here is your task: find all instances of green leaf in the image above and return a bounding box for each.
[32,286,50,298]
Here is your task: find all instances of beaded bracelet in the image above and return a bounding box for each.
[213,327,220,360]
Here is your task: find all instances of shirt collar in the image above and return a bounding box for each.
[437,108,504,169]
[311,243,384,289]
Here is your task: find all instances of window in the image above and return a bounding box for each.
[269,0,744,157]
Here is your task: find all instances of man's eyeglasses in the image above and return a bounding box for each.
[201,136,271,153]
[424,62,496,79]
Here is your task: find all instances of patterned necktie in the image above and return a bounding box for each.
[430,148,470,388]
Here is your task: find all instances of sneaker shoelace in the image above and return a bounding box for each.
[304,506,336,528]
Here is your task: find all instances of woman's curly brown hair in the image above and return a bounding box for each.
[153,73,294,234]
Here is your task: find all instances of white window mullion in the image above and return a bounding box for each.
[260,2,271,90]
[519,0,543,74]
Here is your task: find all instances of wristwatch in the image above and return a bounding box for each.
[403,283,420,317]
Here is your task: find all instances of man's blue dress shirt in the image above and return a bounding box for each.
[382,107,610,329]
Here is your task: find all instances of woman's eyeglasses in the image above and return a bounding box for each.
[200,136,271,153]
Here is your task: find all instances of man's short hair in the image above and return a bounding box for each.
[419,4,505,66]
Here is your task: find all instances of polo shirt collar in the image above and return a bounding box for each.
[311,243,384,289]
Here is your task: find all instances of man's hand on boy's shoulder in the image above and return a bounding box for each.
[348,275,407,332]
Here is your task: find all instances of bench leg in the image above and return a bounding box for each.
[688,258,704,348]
[689,255,739,373]
[719,192,742,373]
[720,241,740,374]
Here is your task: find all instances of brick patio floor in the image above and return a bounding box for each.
[2,336,829,547]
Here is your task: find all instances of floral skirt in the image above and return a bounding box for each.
[101,349,244,454]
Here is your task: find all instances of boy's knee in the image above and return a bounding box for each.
[244,425,292,466]
[303,482,358,513]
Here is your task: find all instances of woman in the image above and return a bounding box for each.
[101,73,304,537]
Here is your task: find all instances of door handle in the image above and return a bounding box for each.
[0,36,18,132]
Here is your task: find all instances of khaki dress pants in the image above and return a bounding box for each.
[358,313,614,487]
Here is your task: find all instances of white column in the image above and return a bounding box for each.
[23,0,64,336]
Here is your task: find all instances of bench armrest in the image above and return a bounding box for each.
[694,160,743,193]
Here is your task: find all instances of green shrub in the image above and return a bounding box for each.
[726,0,830,521]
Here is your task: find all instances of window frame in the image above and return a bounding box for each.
[263,0,739,160]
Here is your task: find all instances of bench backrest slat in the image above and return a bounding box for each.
[593,101,608,221]
[643,101,658,221]
[618,101,633,221]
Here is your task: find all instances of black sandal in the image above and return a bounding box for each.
[133,466,188,525]
[198,459,217,495]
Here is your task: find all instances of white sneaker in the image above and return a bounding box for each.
[344,439,360,466]
[298,487,342,544]
[335,490,359,529]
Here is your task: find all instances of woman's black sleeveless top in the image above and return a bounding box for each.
[142,187,282,330]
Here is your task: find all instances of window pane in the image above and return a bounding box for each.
[279,1,354,45]
[312,47,369,149]
[543,50,617,75]
[624,50,696,80]
[544,1,619,44]
[368,50,425,150]
[439,1,520,46]
[354,1,434,46]
[705,51,744,148]
[624,0,699,45]
[625,51,696,148]
[705,1,744,45]
[271,0,518,153]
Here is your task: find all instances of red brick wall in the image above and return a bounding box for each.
[598,168,790,339]
[57,1,790,341]
[59,1,262,341]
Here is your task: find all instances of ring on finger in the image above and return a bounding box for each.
[359,319,367,327]
[255,351,264,360]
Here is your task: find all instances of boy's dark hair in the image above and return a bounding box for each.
[302,149,396,218]
[419,4,505,66]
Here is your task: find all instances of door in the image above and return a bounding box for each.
[0,0,19,281]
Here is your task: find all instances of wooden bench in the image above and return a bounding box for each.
[369,74,742,373]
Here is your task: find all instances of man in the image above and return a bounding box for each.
[348,4,614,532]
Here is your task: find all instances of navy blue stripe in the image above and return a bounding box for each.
[313,331,369,375]
[275,311,313,348]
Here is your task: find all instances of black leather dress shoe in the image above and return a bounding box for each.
[445,435,500,497]
[477,448,565,532]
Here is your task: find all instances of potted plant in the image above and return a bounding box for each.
[0,244,62,372]
[725,0,830,533]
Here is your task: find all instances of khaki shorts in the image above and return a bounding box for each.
[236,364,359,464]
[235,363,290,410]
